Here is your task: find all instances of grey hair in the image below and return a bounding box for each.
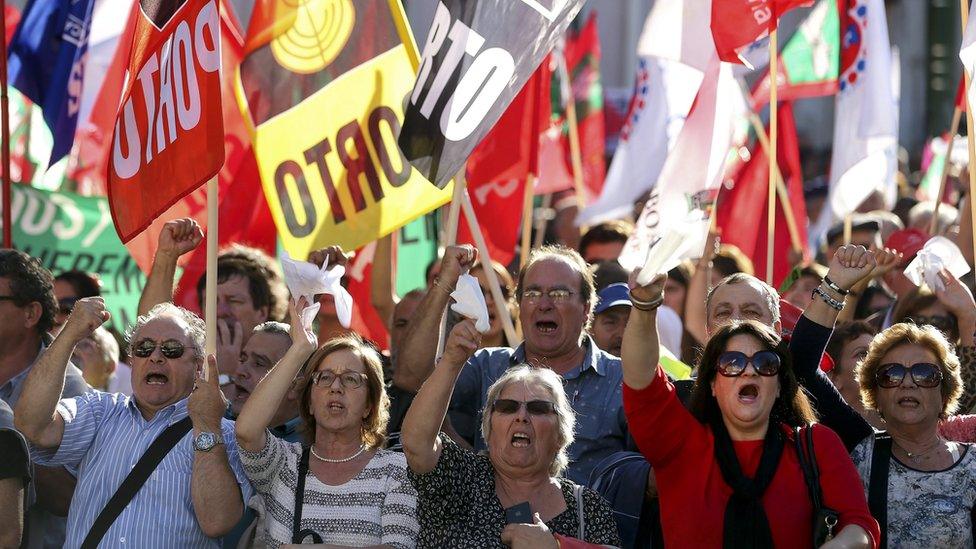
[481,365,575,476]
[126,303,205,363]
[705,272,781,325]
[254,321,290,340]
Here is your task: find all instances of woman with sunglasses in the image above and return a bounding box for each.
[234,300,419,548]
[848,322,976,547]
[401,318,620,548]
[621,272,878,548]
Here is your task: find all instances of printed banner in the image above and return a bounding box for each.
[237,0,452,260]
[10,184,146,333]
[398,0,585,188]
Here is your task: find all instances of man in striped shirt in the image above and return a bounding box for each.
[15,298,252,548]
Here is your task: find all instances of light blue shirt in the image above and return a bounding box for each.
[448,336,630,485]
[32,391,252,549]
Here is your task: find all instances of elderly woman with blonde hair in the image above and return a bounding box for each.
[850,322,976,547]
[401,318,620,548]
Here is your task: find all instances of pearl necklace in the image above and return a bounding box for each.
[310,444,367,463]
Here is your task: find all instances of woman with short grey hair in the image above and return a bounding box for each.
[402,318,620,548]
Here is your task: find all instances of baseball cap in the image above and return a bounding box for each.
[595,283,632,315]
[884,228,929,265]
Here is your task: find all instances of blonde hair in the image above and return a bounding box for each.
[481,365,575,476]
[299,334,390,449]
[856,323,963,419]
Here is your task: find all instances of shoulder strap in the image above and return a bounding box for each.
[291,447,323,544]
[81,416,193,549]
[869,433,893,549]
[573,484,585,540]
[793,426,822,508]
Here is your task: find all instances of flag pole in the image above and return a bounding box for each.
[443,169,467,247]
[765,28,779,285]
[558,46,587,213]
[520,175,535,268]
[1,0,11,249]
[746,111,803,255]
[533,193,552,249]
[961,0,976,266]
[931,107,963,235]
[843,213,853,245]
[203,176,218,381]
[461,190,519,345]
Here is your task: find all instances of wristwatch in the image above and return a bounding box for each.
[193,431,225,452]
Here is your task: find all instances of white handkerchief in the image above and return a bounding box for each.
[450,274,491,333]
[280,251,354,329]
[636,215,700,285]
[904,236,971,292]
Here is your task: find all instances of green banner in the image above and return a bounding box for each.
[396,213,438,296]
[10,184,146,334]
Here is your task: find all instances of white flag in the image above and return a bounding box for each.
[827,0,897,218]
[960,1,976,110]
[618,58,746,271]
[576,58,701,226]
[637,0,714,72]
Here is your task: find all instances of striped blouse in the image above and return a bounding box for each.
[240,434,418,549]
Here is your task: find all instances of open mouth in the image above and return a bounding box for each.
[511,432,531,448]
[898,396,920,407]
[233,384,250,400]
[145,373,169,386]
[535,321,558,334]
[737,384,759,404]
[327,402,345,413]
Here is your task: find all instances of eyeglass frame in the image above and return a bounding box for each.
[131,338,194,360]
[715,350,782,377]
[310,370,369,390]
[875,362,944,389]
[490,398,557,416]
[520,288,577,304]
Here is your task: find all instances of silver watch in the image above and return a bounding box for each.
[193,431,225,452]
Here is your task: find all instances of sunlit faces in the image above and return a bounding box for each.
[487,380,560,477]
[710,334,781,440]
[308,349,371,435]
[873,343,945,428]
[706,280,778,335]
[591,305,629,357]
[231,330,291,416]
[210,275,269,342]
[519,258,589,358]
[130,315,199,415]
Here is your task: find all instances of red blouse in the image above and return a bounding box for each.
[622,364,880,548]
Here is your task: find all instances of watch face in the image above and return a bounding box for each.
[195,432,217,451]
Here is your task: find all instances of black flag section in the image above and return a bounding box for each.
[398,0,584,188]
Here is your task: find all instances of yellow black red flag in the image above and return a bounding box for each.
[236,0,452,257]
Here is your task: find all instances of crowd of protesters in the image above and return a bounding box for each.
[3,166,976,549]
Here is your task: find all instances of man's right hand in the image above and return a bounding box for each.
[438,245,478,290]
[62,297,109,344]
[158,218,203,258]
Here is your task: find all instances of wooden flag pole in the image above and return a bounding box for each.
[558,48,587,213]
[746,112,804,255]
[520,175,535,268]
[843,213,853,245]
[203,176,218,381]
[443,169,467,247]
[533,193,553,249]
[461,191,520,345]
[766,28,780,285]
[1,0,10,249]
[931,107,963,235]
[961,0,976,267]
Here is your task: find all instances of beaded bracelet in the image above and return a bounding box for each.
[812,286,844,310]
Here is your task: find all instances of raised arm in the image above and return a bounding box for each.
[621,270,666,390]
[370,234,398,328]
[836,248,901,323]
[802,245,875,329]
[683,232,719,347]
[235,300,318,452]
[933,269,976,412]
[14,298,108,448]
[393,245,477,392]
[401,319,481,475]
[137,218,204,316]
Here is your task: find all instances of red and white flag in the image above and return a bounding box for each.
[711,0,813,67]
[107,0,224,243]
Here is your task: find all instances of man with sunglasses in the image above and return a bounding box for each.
[0,249,88,548]
[14,297,253,548]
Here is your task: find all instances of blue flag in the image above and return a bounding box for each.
[8,0,95,167]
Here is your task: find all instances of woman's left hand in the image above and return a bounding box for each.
[935,268,976,322]
[501,513,559,549]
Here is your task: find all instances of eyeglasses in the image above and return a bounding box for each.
[876,362,943,388]
[311,370,368,389]
[521,289,575,303]
[491,399,557,415]
[905,315,957,334]
[132,339,189,359]
[716,351,782,377]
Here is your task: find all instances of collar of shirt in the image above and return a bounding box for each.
[506,336,607,379]
[124,395,190,427]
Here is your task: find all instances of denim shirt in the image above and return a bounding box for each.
[448,336,629,485]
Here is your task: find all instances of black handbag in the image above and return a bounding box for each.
[794,425,840,546]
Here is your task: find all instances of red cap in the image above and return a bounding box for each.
[884,228,929,263]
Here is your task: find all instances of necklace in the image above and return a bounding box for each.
[893,437,945,463]
[310,443,367,463]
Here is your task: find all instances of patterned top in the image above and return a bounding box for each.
[409,435,621,548]
[851,434,976,547]
[956,345,976,412]
[240,434,418,549]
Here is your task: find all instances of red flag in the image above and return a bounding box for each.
[5,5,20,47]
[565,14,606,201]
[716,102,808,285]
[107,0,225,243]
[346,244,390,351]
[711,0,813,65]
[956,75,968,113]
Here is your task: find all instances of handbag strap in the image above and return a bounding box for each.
[793,425,823,509]
[868,433,893,549]
[573,484,585,540]
[81,416,193,549]
[291,447,323,544]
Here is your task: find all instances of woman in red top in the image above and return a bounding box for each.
[622,272,879,548]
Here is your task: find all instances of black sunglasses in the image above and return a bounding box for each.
[716,351,781,377]
[132,339,189,359]
[876,362,943,389]
[491,399,556,415]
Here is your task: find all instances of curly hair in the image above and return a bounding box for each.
[690,320,816,427]
[299,334,390,449]
[856,322,963,419]
[195,244,288,322]
[0,249,57,335]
